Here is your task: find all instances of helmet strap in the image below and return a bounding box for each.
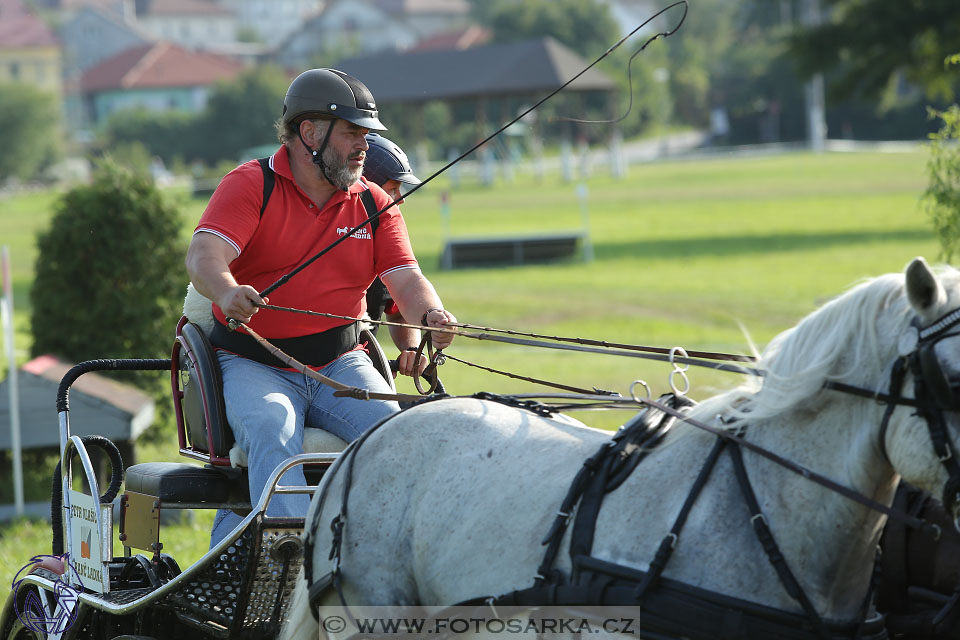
[299,119,344,191]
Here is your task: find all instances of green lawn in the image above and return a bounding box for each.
[0,147,938,588]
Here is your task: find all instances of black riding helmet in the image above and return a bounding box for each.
[363,133,422,187]
[282,68,387,131]
[283,68,386,190]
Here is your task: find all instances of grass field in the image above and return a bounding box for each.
[0,147,939,589]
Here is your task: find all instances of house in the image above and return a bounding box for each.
[0,0,62,95]
[133,0,239,50]
[271,0,412,69]
[0,355,154,520]
[407,24,491,53]
[59,5,155,79]
[215,0,324,46]
[79,40,245,123]
[370,0,470,39]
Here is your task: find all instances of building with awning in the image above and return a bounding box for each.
[335,36,618,156]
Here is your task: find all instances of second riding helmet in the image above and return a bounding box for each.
[282,68,386,131]
[363,133,421,187]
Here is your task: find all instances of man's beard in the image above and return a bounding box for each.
[320,144,363,190]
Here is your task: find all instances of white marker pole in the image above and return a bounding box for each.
[2,246,24,516]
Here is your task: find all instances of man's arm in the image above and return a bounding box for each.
[185,231,267,324]
[381,268,456,350]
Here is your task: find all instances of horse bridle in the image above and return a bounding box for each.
[873,307,960,524]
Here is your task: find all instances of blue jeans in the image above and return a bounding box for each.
[209,349,399,548]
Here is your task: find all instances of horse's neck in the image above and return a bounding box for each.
[745,397,897,613]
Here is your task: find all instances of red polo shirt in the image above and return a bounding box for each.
[195,146,418,339]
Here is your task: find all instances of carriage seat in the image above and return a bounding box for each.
[124,462,239,505]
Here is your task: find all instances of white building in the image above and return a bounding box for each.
[215,0,324,46]
[134,0,239,50]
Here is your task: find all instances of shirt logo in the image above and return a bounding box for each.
[337,226,371,240]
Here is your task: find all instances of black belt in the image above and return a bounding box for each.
[209,319,360,368]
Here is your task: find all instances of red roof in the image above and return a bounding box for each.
[409,25,491,53]
[0,0,58,49]
[22,355,153,416]
[81,41,245,92]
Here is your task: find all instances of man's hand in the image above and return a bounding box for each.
[394,348,428,378]
[218,286,268,324]
[424,308,457,349]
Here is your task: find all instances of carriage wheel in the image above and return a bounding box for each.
[1,586,45,640]
[3,617,44,640]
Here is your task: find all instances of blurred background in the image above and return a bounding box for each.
[1,0,956,185]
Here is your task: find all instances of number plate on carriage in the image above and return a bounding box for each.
[68,489,109,593]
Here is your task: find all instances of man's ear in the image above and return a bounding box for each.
[299,119,315,144]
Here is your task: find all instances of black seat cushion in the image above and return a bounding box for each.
[125,462,241,504]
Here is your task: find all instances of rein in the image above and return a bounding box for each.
[633,395,941,537]
[238,322,428,403]
[254,301,757,372]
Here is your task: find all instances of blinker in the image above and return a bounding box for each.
[918,343,959,410]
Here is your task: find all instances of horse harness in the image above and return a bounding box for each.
[451,394,887,640]
[875,308,960,519]
[301,307,960,640]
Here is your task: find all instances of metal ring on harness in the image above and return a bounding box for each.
[669,346,691,396]
[630,379,651,402]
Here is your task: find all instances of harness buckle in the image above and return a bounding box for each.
[940,444,953,462]
[665,532,678,549]
[750,513,768,528]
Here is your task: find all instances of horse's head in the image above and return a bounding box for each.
[886,257,960,525]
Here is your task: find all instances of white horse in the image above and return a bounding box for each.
[280,257,960,639]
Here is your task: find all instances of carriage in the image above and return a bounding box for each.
[0,295,384,639]
[5,258,960,640]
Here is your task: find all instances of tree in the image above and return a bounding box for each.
[663,0,739,128]
[100,108,196,167]
[191,65,291,165]
[474,0,619,60]
[924,59,960,261]
[789,0,960,102]
[30,161,187,367]
[0,81,60,183]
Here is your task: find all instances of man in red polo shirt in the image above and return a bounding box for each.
[185,68,456,547]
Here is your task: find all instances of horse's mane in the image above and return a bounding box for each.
[691,271,917,423]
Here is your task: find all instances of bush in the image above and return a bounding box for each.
[30,160,187,365]
[924,104,960,261]
[924,55,960,262]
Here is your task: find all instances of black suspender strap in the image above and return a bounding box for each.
[257,157,275,218]
[360,188,379,235]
